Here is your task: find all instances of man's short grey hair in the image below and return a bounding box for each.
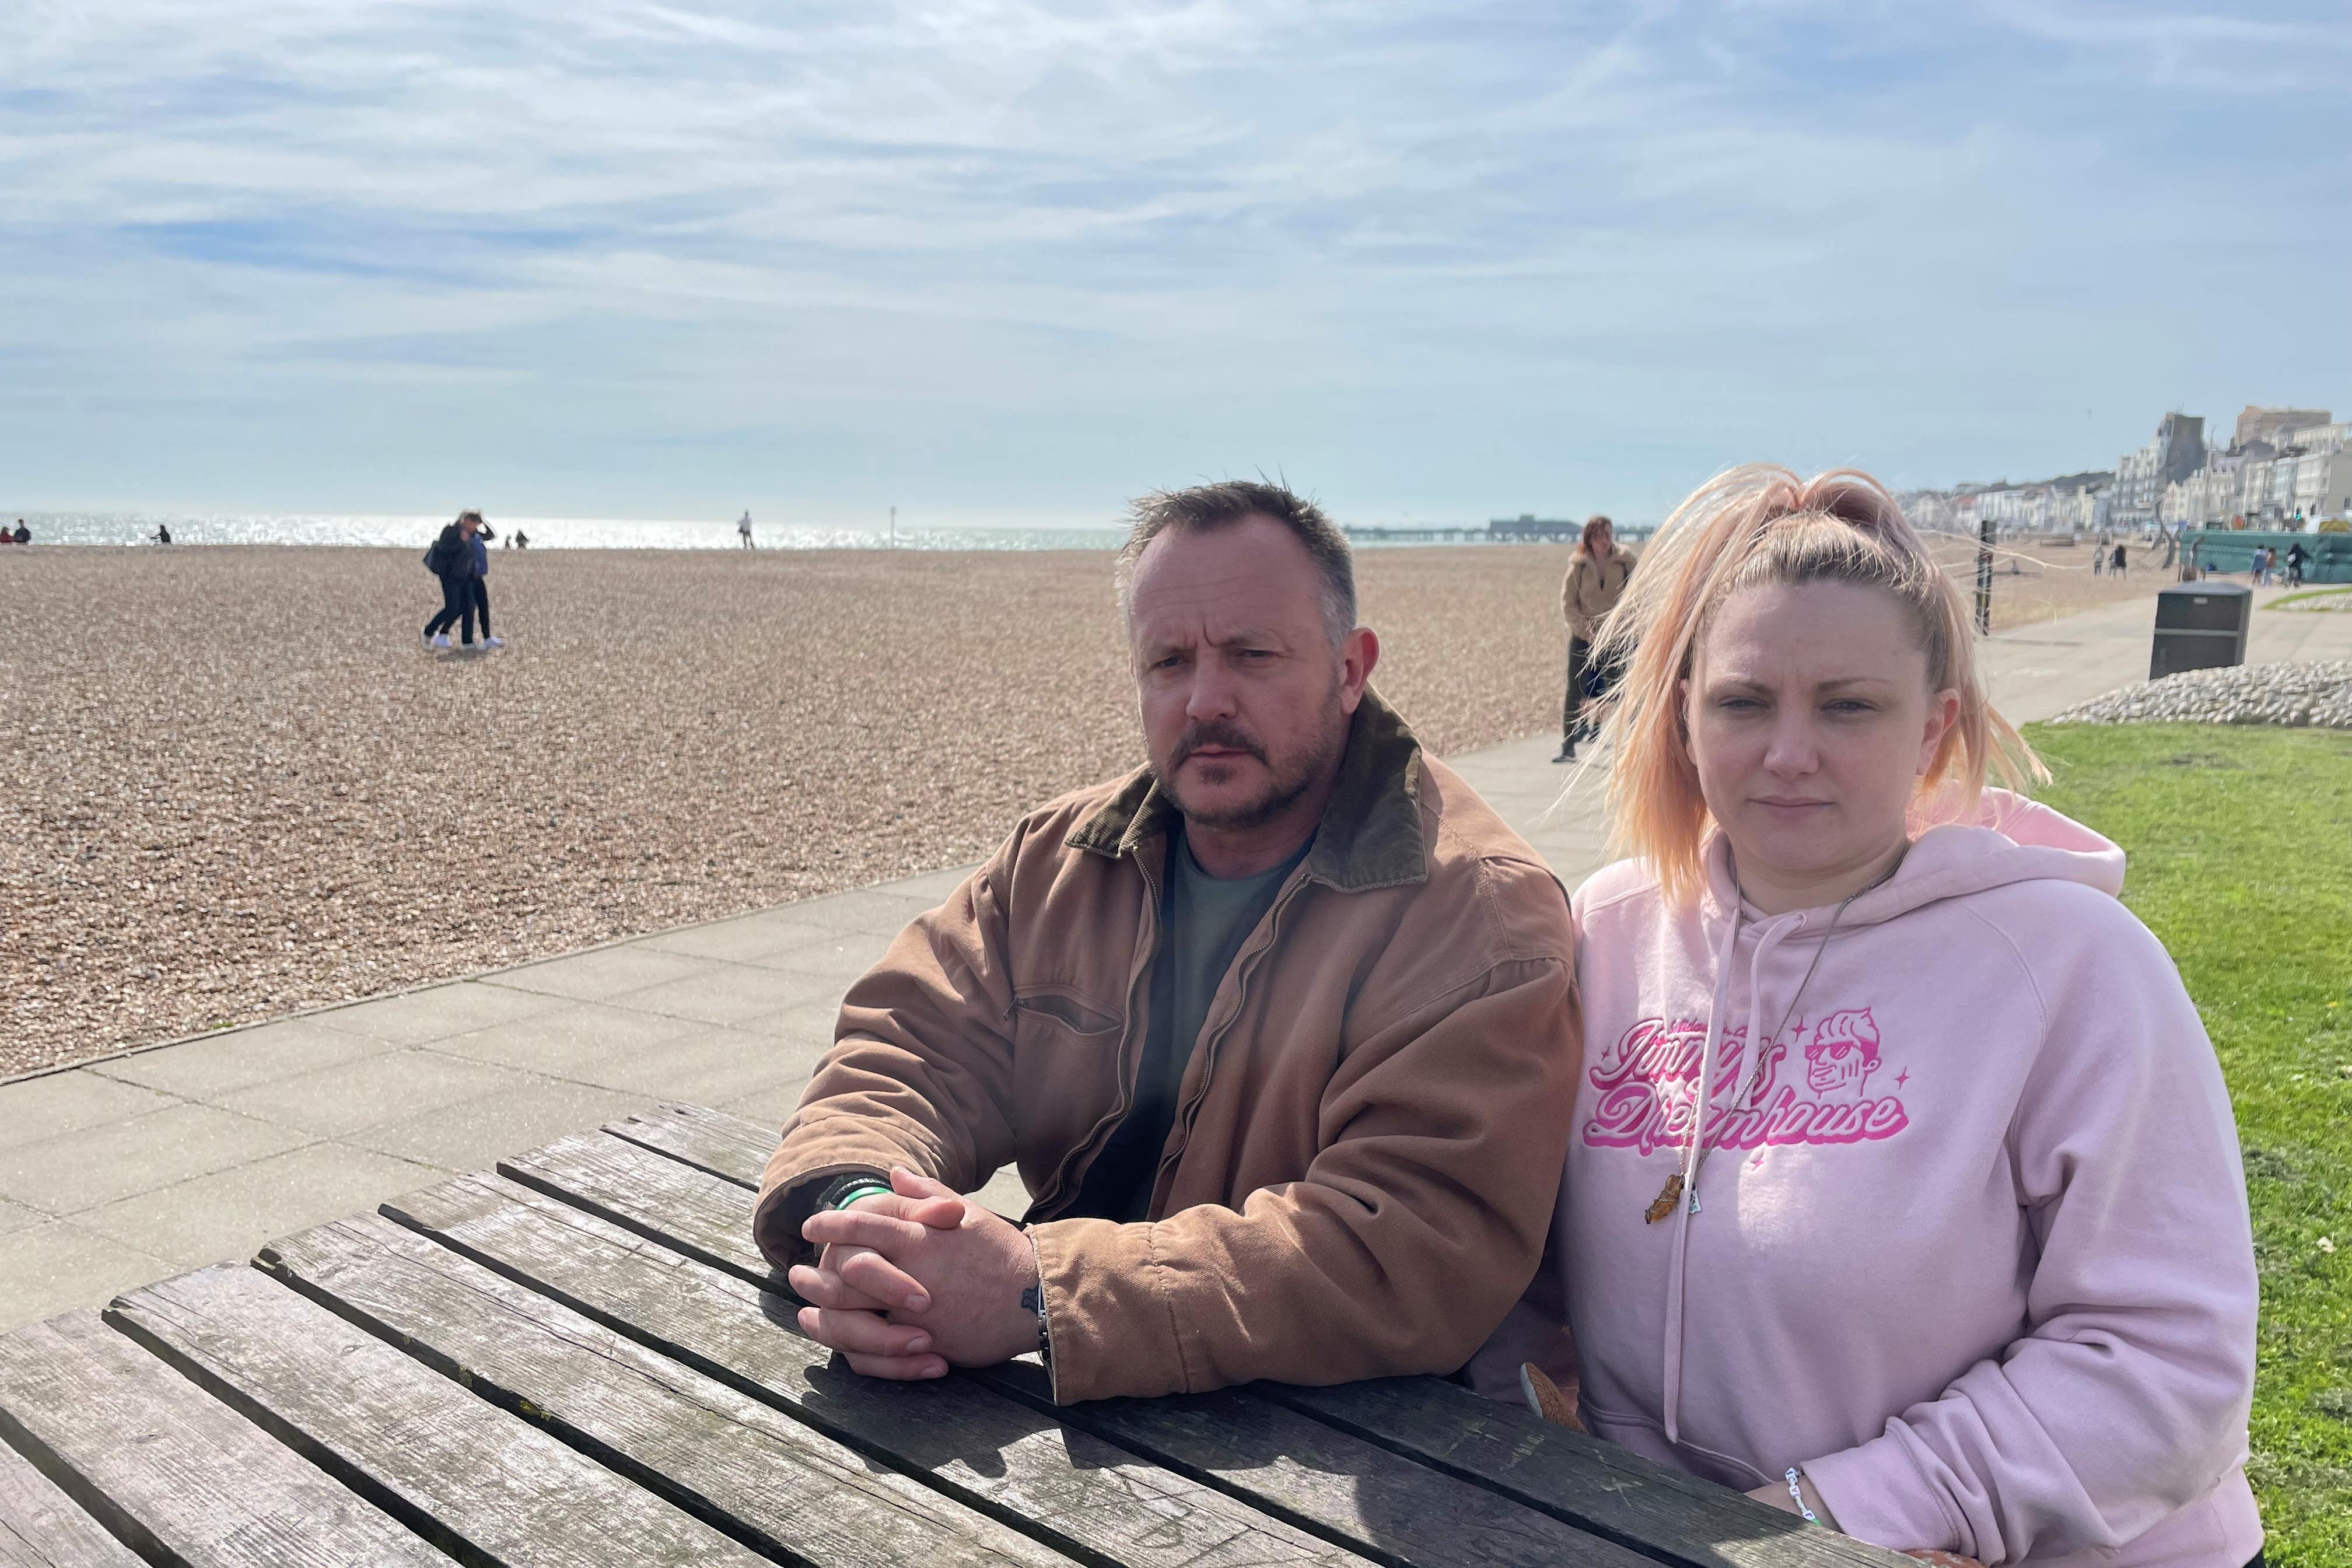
[1115,480,1357,648]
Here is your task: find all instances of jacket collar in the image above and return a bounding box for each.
[1069,687,1429,893]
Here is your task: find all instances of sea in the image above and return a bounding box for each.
[9,512,1539,551]
[10,512,1130,552]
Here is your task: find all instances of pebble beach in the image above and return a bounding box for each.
[2,537,2177,1077]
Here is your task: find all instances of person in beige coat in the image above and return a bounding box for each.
[1557,514,1637,761]
[758,478,1582,1404]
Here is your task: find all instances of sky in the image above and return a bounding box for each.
[2,1,2347,528]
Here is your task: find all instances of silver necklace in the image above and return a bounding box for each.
[1642,850,1904,1226]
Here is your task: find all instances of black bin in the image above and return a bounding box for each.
[2150,583,2252,680]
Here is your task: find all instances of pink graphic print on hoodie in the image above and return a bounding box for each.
[1584,1005,1910,1158]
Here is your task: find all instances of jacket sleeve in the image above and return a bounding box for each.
[1803,905,2257,1562]
[1030,949,1581,1403]
[752,837,1024,1271]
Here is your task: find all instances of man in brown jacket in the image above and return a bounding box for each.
[757,479,1581,1404]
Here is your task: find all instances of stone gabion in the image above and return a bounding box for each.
[2047,659,2352,730]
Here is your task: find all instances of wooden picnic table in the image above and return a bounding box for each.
[0,1102,1902,1567]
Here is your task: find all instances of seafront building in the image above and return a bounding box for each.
[2109,413,2207,528]
[1904,403,2350,538]
[1901,473,2109,537]
[2161,412,2348,530]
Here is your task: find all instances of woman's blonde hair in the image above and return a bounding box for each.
[1592,464,2043,904]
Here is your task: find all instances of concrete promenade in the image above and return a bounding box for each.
[5,590,2347,1331]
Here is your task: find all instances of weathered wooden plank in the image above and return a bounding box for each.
[968,1359,1654,1568]
[108,1265,771,1568]
[383,1172,1370,1568]
[0,1311,443,1567]
[261,1212,1068,1568]
[601,1104,769,1189]
[0,1426,146,1568]
[498,1132,774,1286]
[575,1107,1877,1568]
[1267,1380,1908,1568]
[511,1124,1692,1568]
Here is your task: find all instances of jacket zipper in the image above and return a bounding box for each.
[1143,863,1311,1210]
[1028,845,1166,1218]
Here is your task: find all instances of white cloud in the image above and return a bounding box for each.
[0,0,2344,519]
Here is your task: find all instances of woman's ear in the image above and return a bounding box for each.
[1917,687,1961,776]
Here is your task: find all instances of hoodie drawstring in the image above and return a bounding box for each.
[1661,902,1805,1445]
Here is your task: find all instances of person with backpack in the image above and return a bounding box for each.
[421,512,482,650]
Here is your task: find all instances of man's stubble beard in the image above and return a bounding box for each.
[1153,677,1351,834]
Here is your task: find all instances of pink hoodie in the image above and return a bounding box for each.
[1471,792,2260,1567]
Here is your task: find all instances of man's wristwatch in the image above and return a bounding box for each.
[814,1171,894,1212]
[1020,1281,1051,1363]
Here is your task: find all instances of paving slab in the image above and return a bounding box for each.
[0,1102,310,1216]
[345,1082,648,1174]
[212,1048,538,1139]
[427,1002,707,1079]
[86,1017,401,1101]
[633,914,848,965]
[73,1141,449,1271]
[602,962,845,1027]
[785,887,950,938]
[550,1024,828,1107]
[478,943,722,1002]
[0,1199,46,1238]
[318,979,570,1045]
[0,1070,180,1153]
[0,1221,177,1329]
[743,934,899,985]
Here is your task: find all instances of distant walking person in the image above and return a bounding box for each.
[2092,535,2105,576]
[464,515,505,650]
[738,510,755,549]
[421,511,484,650]
[1555,514,1637,763]
[2286,541,2308,589]
[2109,540,2127,578]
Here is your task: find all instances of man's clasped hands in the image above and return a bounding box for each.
[789,1168,1043,1380]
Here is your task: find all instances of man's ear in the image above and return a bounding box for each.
[1339,627,1380,710]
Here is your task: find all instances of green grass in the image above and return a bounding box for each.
[2269,586,2352,612]
[2027,722,2352,1566]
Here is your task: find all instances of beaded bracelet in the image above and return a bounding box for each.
[1784,1468,1819,1523]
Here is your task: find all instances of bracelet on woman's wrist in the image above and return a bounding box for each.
[1784,1467,1820,1523]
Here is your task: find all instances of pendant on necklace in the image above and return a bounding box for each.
[1644,1172,1684,1225]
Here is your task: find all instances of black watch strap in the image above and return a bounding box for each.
[813,1171,893,1212]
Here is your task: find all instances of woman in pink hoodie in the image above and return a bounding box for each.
[1472,466,2260,1567]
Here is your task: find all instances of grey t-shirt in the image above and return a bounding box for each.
[1063,824,1310,1223]
[1152,833,1300,1119]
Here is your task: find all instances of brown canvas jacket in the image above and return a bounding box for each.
[1559,542,1637,641]
[754,690,1582,1403]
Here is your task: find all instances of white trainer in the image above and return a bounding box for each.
[480,635,506,650]
[431,633,452,650]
